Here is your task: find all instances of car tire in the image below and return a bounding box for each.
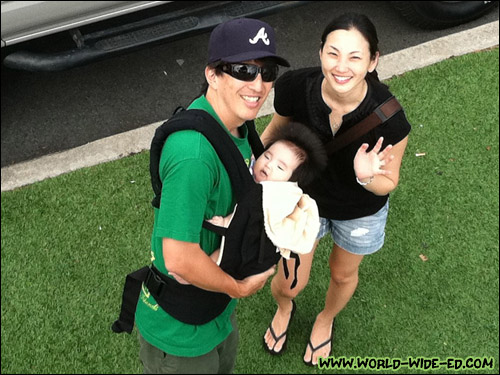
[391,1,498,29]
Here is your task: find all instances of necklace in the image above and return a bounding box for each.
[322,79,368,136]
[329,113,342,136]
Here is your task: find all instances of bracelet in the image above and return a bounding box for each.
[356,176,374,186]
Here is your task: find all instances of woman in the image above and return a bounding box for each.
[262,13,411,366]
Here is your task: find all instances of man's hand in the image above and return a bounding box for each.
[231,266,276,298]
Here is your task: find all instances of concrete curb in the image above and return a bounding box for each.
[2,21,498,192]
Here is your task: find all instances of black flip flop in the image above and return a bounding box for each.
[263,300,296,355]
[303,318,335,366]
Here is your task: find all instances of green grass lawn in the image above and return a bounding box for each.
[1,48,498,374]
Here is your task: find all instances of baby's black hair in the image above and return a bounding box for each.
[264,122,327,187]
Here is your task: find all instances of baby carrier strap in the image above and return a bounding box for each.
[150,109,262,208]
[112,265,232,333]
[282,253,301,289]
[202,220,227,236]
[111,266,150,334]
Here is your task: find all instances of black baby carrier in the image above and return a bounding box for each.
[112,108,298,332]
[151,109,283,280]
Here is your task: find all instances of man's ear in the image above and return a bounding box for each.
[205,66,218,90]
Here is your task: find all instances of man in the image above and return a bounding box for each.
[135,18,290,373]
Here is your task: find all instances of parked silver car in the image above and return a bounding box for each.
[1,1,497,71]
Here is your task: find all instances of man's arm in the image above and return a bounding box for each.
[163,238,274,298]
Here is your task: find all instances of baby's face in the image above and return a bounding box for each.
[253,141,301,183]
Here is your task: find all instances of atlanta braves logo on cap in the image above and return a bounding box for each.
[249,27,270,45]
[208,18,290,67]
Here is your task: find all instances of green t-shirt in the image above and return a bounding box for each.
[135,96,252,357]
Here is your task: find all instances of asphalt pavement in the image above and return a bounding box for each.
[1,19,499,192]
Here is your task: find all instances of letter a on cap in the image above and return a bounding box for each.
[249,27,270,45]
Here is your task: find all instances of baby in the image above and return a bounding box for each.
[172,122,327,282]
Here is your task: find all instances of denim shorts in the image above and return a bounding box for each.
[317,200,389,255]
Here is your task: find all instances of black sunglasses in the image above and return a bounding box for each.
[220,63,278,82]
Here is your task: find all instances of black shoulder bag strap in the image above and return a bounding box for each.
[326,96,402,155]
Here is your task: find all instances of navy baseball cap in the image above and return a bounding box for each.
[208,18,290,67]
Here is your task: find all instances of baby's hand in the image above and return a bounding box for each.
[297,194,312,210]
[207,216,225,227]
[207,215,231,227]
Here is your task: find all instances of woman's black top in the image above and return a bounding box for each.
[274,67,411,220]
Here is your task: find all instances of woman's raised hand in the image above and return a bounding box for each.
[353,137,394,180]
